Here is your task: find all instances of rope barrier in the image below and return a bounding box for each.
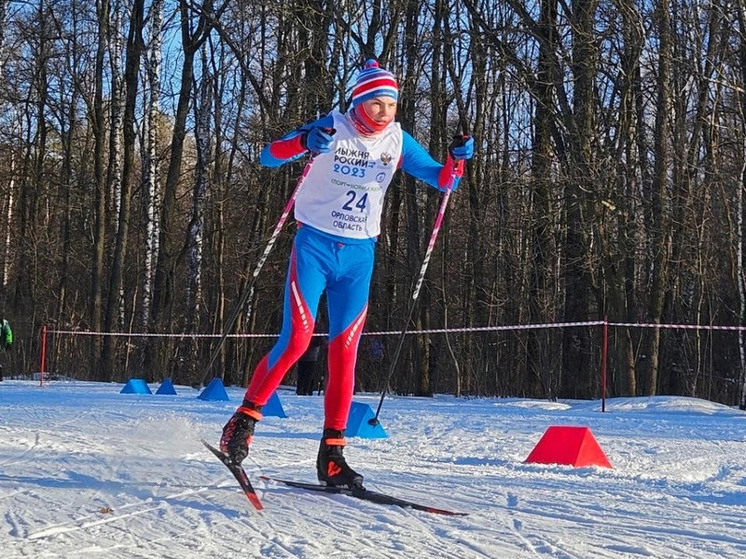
[40,318,746,412]
[44,319,746,339]
[609,322,746,331]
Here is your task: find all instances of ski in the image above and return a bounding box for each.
[260,475,467,516]
[202,439,263,511]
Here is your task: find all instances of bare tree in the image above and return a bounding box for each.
[737,0,746,409]
[646,0,673,396]
[2,0,746,403]
[180,45,214,374]
[141,0,164,332]
[149,0,223,380]
[0,0,15,293]
[101,0,145,381]
[89,0,112,375]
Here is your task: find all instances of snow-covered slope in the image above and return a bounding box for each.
[2,380,745,558]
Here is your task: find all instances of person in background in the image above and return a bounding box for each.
[296,336,323,395]
[369,336,384,364]
[219,59,474,488]
[0,317,12,381]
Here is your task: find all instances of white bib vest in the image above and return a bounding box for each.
[294,111,403,239]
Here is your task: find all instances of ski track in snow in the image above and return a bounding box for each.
[1,381,746,558]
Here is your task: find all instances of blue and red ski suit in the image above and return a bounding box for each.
[242,110,463,430]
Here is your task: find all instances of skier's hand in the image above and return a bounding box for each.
[437,135,473,192]
[448,135,474,160]
[303,127,336,154]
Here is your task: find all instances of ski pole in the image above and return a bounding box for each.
[196,131,334,387]
[369,136,467,426]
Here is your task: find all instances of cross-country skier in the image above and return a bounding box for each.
[220,59,474,488]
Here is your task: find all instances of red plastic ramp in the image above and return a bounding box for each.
[525,425,612,468]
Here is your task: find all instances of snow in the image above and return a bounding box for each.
[2,380,746,558]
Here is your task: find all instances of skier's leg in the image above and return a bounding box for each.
[243,229,329,404]
[221,228,328,463]
[323,239,375,429]
[317,239,375,487]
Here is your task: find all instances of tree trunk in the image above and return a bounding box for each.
[150,0,216,379]
[182,47,213,376]
[647,0,673,396]
[101,0,145,382]
[738,0,746,408]
[90,0,110,378]
[529,0,560,399]
[560,0,599,399]
[141,0,164,331]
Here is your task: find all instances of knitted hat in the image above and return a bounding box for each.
[351,59,399,108]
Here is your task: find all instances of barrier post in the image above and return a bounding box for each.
[601,316,608,412]
[39,325,47,387]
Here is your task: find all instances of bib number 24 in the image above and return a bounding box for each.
[342,190,368,212]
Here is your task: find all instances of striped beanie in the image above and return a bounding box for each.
[351,59,399,108]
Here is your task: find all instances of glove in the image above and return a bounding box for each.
[448,135,474,160]
[303,127,335,154]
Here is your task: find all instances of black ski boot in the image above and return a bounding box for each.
[220,402,262,465]
[316,429,364,488]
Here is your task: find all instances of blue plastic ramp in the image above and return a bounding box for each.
[155,378,177,395]
[346,401,387,439]
[263,391,288,418]
[120,378,152,394]
[198,377,230,401]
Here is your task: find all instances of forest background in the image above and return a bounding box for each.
[2,0,746,408]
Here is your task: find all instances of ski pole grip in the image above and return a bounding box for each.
[447,134,470,158]
[451,134,468,148]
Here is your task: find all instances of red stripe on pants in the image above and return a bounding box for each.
[323,306,367,430]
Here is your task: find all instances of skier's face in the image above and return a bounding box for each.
[361,97,397,127]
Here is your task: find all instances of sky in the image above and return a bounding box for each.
[2,379,746,558]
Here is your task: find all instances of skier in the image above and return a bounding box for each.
[0,317,12,382]
[220,59,474,488]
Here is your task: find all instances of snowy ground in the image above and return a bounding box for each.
[1,380,746,559]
